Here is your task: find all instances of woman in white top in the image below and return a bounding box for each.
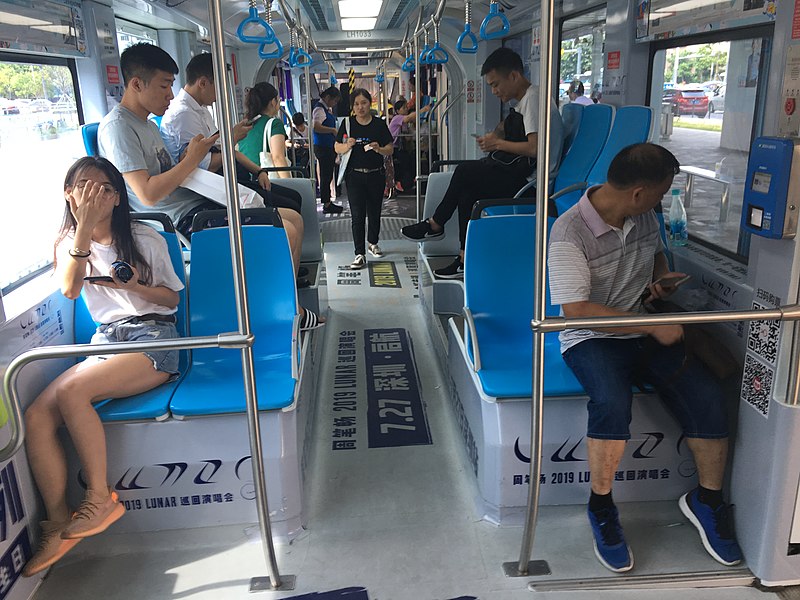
[23,157,184,577]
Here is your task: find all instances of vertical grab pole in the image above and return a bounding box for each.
[502,0,555,579]
[414,35,422,221]
[305,62,316,183]
[207,0,296,592]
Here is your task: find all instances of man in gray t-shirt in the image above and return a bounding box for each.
[548,143,742,574]
[97,43,218,235]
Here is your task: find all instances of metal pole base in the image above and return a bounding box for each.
[527,568,754,592]
[502,560,551,578]
[249,574,297,592]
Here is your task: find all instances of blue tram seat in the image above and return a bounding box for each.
[76,215,189,421]
[462,214,583,398]
[560,103,583,159]
[481,103,613,217]
[169,225,299,417]
[81,122,99,157]
[554,105,653,215]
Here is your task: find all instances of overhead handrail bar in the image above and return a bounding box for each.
[237,0,277,44]
[479,0,510,40]
[457,0,478,53]
[257,0,283,59]
[438,88,465,161]
[0,335,251,463]
[503,0,553,580]
[209,0,295,590]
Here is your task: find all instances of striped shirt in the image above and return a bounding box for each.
[548,186,664,353]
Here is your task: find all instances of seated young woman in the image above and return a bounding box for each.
[22,156,184,576]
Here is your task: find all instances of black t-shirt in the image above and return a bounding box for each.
[336,116,393,171]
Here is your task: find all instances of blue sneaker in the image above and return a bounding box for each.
[679,489,743,566]
[587,505,634,573]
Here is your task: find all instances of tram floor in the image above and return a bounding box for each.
[32,235,788,600]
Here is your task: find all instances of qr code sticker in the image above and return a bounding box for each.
[747,302,779,365]
[741,354,773,418]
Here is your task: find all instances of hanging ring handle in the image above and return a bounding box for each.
[258,37,284,59]
[457,1,478,53]
[402,53,416,72]
[237,4,277,44]
[428,20,449,64]
[294,48,313,67]
[480,1,509,40]
[419,27,432,64]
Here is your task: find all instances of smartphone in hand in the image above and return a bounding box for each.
[652,273,691,289]
[84,276,113,283]
[246,115,262,126]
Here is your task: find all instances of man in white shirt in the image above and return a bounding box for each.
[401,47,564,279]
[568,80,594,106]
[160,53,305,272]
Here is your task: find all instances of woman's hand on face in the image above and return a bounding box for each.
[69,180,115,231]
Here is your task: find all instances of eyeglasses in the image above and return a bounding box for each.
[73,180,118,198]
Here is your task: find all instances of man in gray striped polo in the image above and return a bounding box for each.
[548,143,741,573]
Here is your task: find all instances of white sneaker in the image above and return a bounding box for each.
[350,254,367,269]
[368,244,383,258]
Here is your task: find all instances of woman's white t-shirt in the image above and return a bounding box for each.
[56,223,184,324]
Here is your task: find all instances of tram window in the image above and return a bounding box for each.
[0,56,82,294]
[116,19,158,53]
[559,7,606,109]
[651,35,768,260]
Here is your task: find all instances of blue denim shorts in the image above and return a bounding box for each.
[89,318,180,378]
[562,337,729,441]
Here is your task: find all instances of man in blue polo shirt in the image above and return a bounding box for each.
[548,143,742,573]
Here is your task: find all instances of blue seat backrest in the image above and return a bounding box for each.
[463,215,584,397]
[554,103,613,193]
[149,115,162,129]
[560,103,584,159]
[81,123,99,157]
[188,226,296,361]
[554,105,652,215]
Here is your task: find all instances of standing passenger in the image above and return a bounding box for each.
[312,87,344,214]
[334,88,394,269]
[548,143,742,573]
[23,157,184,576]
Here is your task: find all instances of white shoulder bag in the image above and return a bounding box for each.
[336,117,351,187]
[259,117,289,174]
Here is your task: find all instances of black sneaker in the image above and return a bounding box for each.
[401,219,444,241]
[298,266,309,277]
[434,257,464,279]
[323,202,344,215]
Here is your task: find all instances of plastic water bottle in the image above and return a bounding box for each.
[669,189,688,246]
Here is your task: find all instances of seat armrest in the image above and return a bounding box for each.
[549,181,588,201]
[432,159,469,172]
[462,307,481,372]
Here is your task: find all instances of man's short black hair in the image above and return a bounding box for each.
[480,47,524,77]
[120,42,178,86]
[321,86,341,100]
[607,143,680,189]
[186,53,214,85]
[568,80,584,96]
[292,112,305,125]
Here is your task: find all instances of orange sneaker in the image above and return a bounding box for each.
[22,520,81,577]
[61,489,125,539]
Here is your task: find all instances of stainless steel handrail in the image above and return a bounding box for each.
[304,63,315,185]
[210,0,294,590]
[0,334,251,463]
[414,34,422,222]
[505,0,555,579]
[438,89,465,162]
[426,91,449,174]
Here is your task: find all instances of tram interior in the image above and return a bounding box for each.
[0,0,799,598]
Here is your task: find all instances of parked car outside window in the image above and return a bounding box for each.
[662,87,708,117]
